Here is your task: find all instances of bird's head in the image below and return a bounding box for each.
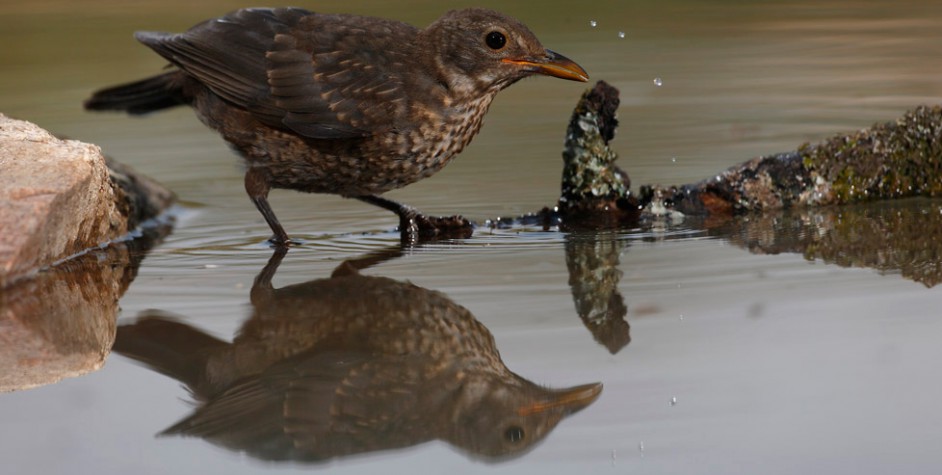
[442,373,602,460]
[420,9,588,97]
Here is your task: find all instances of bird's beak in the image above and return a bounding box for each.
[502,50,590,82]
[517,382,603,416]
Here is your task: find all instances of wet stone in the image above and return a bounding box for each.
[0,113,174,286]
[550,82,942,222]
[0,113,174,391]
[648,106,942,216]
[556,81,640,229]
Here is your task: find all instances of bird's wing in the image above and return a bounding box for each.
[159,351,373,461]
[160,350,434,461]
[272,351,432,455]
[136,7,414,139]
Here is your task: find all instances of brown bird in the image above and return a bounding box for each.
[85,7,589,244]
[113,248,602,462]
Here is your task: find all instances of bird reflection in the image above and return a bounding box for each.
[113,247,601,463]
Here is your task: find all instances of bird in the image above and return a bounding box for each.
[113,247,602,462]
[85,7,589,245]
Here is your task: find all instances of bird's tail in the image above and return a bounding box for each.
[84,71,187,114]
[113,312,229,395]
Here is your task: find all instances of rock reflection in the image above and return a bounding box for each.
[698,199,942,287]
[559,198,942,355]
[114,248,601,463]
[0,222,170,392]
[565,232,630,354]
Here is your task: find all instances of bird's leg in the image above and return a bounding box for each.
[332,246,405,277]
[355,195,474,243]
[355,195,421,241]
[244,167,291,246]
[250,245,288,306]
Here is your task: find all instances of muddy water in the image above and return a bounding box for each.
[2,1,942,474]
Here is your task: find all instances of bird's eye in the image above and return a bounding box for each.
[485,31,507,50]
[504,426,525,443]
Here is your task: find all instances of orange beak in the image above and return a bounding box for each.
[517,382,603,416]
[502,49,590,82]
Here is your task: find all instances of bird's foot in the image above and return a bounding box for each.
[355,195,474,244]
[266,233,298,248]
[399,213,474,244]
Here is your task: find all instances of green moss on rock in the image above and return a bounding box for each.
[800,105,942,205]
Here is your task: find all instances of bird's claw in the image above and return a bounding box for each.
[399,213,474,243]
[266,234,300,248]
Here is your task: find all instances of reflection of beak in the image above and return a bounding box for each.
[502,50,590,82]
[518,382,603,416]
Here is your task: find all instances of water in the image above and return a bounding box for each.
[2,1,942,474]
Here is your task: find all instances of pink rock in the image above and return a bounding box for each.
[0,113,173,391]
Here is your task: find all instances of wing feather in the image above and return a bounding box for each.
[135,7,415,140]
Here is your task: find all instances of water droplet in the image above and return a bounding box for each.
[618,31,626,39]
[670,396,678,406]
[589,20,598,27]
[653,77,663,86]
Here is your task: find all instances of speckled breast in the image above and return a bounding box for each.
[201,87,498,197]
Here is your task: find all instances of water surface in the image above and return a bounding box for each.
[2,1,941,474]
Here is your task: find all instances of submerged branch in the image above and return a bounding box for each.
[554,81,942,219]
